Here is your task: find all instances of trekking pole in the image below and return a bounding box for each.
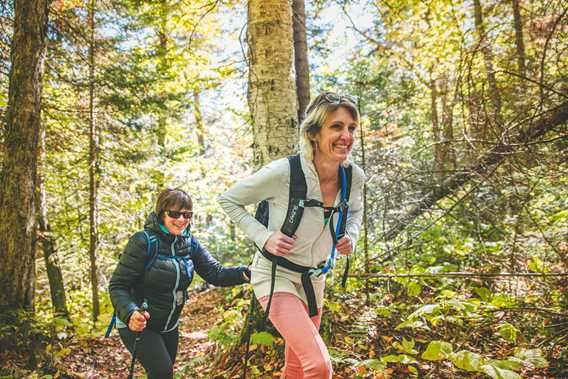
[128,302,148,379]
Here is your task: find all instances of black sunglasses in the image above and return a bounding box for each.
[166,210,193,219]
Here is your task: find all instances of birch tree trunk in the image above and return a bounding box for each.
[248,0,298,168]
[292,0,310,124]
[0,0,48,313]
[238,0,298,370]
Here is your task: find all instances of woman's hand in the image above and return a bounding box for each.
[242,266,251,282]
[264,231,295,256]
[128,309,150,332]
[336,235,353,256]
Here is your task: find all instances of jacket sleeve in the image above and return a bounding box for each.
[191,237,249,286]
[345,164,366,246]
[108,231,147,324]
[218,158,288,250]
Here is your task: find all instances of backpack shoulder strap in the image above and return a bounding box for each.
[280,154,308,237]
[345,164,353,201]
[338,164,353,238]
[142,230,159,270]
[106,230,157,338]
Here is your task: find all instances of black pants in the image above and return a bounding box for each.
[119,326,179,379]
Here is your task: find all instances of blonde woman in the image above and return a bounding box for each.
[219,92,365,378]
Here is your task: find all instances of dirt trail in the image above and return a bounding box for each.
[60,289,225,378]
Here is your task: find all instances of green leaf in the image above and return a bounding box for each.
[513,348,548,368]
[407,281,422,297]
[549,209,568,222]
[421,341,453,361]
[375,306,392,317]
[363,359,387,371]
[486,359,522,372]
[450,350,483,372]
[481,364,522,379]
[409,304,440,318]
[491,295,517,308]
[381,354,404,363]
[250,331,275,346]
[528,257,548,273]
[395,319,430,331]
[497,322,519,343]
[381,354,417,364]
[474,287,493,302]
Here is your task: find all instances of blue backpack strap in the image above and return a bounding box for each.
[143,230,159,270]
[105,231,159,338]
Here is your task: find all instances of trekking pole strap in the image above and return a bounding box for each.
[105,314,116,338]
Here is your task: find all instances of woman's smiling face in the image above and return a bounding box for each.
[312,106,357,163]
[163,208,192,235]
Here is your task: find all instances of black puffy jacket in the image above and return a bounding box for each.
[109,212,248,332]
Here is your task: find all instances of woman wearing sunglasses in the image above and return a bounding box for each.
[219,92,365,378]
[109,188,250,379]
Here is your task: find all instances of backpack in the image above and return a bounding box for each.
[104,231,159,337]
[255,154,352,319]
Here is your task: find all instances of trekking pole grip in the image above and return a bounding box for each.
[128,302,148,379]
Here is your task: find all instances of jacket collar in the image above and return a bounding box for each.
[144,212,191,242]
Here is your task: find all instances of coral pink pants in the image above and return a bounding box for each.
[258,292,332,379]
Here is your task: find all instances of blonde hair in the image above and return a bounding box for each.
[299,92,359,163]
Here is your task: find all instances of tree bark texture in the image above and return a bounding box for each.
[248,0,298,168]
[429,75,444,183]
[88,0,100,323]
[292,0,310,124]
[473,0,504,134]
[511,0,526,80]
[156,0,169,188]
[37,127,70,319]
[0,0,49,311]
[439,75,456,173]
[193,87,206,155]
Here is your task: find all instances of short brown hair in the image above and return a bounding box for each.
[155,188,193,220]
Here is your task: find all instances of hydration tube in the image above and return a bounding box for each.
[314,165,348,276]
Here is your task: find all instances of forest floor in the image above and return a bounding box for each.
[0,286,562,378]
[54,288,232,378]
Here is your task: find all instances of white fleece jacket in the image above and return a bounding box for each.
[219,154,365,308]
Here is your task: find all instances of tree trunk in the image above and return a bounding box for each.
[511,0,526,80]
[429,74,444,183]
[248,0,298,167]
[359,113,370,305]
[88,0,100,324]
[37,127,70,320]
[439,74,456,173]
[238,1,298,372]
[0,0,48,312]
[193,87,206,156]
[473,0,504,135]
[156,0,169,188]
[292,0,310,124]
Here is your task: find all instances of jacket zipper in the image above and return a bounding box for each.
[163,236,180,332]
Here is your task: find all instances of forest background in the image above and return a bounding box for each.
[0,0,567,378]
